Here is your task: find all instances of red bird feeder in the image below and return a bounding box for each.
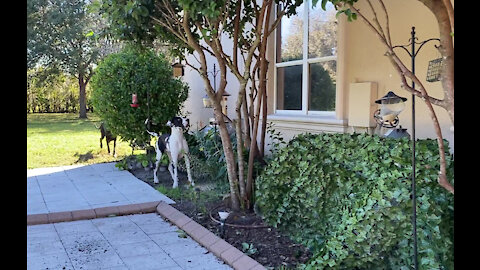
[130,93,139,108]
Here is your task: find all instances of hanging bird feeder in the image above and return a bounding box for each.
[373,91,407,128]
[426,57,443,82]
[373,91,409,139]
[172,62,185,78]
[130,93,139,108]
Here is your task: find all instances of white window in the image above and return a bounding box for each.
[275,0,338,116]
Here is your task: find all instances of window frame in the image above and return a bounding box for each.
[274,0,338,118]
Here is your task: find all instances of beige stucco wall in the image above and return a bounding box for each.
[266,0,454,152]
[181,36,240,131]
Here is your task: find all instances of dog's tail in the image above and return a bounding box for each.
[145,118,159,137]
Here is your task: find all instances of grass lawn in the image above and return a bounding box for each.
[27,113,135,169]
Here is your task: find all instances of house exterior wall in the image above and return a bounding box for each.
[180,42,240,131]
[266,0,454,152]
[180,0,453,153]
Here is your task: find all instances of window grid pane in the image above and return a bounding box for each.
[277,3,305,63]
[276,65,303,110]
[275,0,337,113]
[308,2,337,59]
[309,61,336,111]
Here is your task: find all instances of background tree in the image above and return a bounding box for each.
[318,0,454,194]
[27,68,81,113]
[27,0,118,118]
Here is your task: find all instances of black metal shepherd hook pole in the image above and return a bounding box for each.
[392,26,440,270]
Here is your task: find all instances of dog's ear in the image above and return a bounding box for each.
[182,118,190,128]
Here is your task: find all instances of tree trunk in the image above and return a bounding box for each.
[246,14,271,202]
[235,79,249,206]
[214,103,241,211]
[419,0,454,125]
[78,75,88,119]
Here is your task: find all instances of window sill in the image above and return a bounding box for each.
[267,113,347,133]
[268,113,346,125]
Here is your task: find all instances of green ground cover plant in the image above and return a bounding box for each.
[27,113,133,169]
[256,132,454,269]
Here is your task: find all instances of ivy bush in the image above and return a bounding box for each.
[90,46,189,145]
[256,132,454,269]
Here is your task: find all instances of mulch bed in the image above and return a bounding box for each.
[128,166,312,269]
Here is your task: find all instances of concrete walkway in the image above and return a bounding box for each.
[27,163,261,270]
[27,162,174,214]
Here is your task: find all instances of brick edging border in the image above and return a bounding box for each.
[26,200,266,270]
[155,201,266,270]
[26,201,161,226]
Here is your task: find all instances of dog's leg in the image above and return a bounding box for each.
[153,149,162,184]
[169,151,179,188]
[106,140,111,154]
[172,159,179,188]
[184,154,194,186]
[113,138,117,157]
[181,138,194,187]
[167,161,178,188]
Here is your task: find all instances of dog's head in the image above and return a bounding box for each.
[166,116,190,129]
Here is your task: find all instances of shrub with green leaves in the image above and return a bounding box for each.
[178,129,238,183]
[90,46,189,145]
[256,133,454,269]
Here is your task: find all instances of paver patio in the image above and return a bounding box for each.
[27,162,265,270]
[27,213,231,270]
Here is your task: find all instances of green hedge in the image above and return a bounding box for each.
[256,133,454,269]
[90,46,189,145]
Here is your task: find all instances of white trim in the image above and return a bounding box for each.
[307,110,336,117]
[268,113,347,134]
[273,4,278,114]
[275,59,303,68]
[302,2,309,115]
[275,109,305,116]
[274,56,337,68]
[307,55,337,63]
[268,113,345,125]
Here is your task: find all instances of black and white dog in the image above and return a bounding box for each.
[145,117,194,188]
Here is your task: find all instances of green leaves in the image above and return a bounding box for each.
[256,132,454,269]
[241,242,258,255]
[312,0,359,22]
[90,46,189,145]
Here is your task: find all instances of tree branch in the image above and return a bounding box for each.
[349,1,453,194]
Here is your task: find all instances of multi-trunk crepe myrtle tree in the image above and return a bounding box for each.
[318,0,454,194]
[100,0,303,210]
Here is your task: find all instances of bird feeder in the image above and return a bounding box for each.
[220,90,230,115]
[426,57,443,82]
[172,62,185,78]
[130,93,139,108]
[202,91,231,115]
[373,91,407,128]
[202,94,213,108]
